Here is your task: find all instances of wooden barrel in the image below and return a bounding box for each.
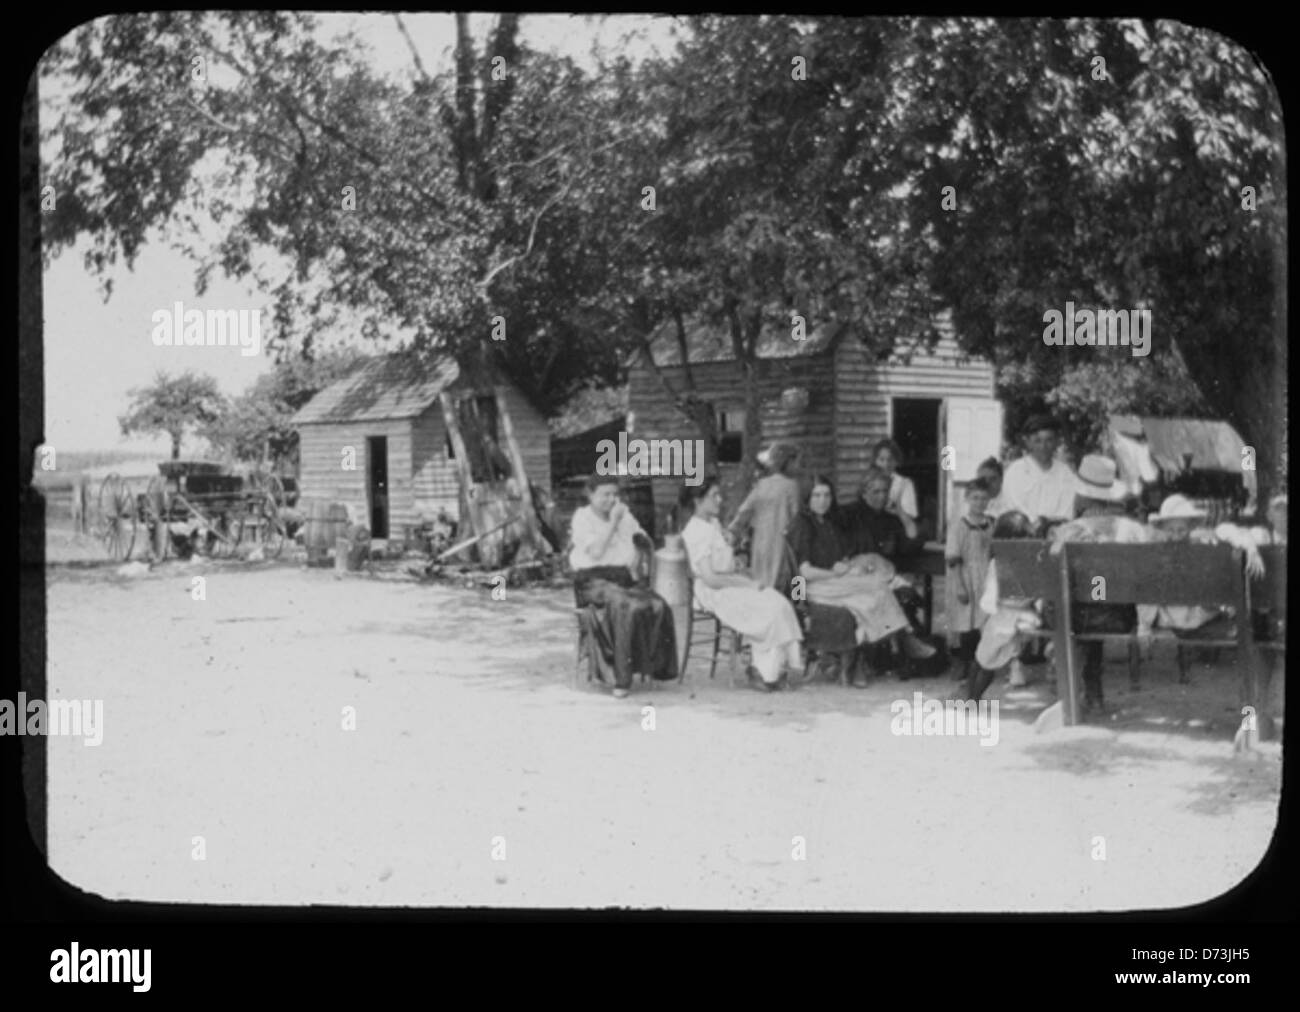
[304,500,348,565]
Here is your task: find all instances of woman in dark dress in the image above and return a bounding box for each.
[569,475,678,697]
[787,475,862,683]
[837,466,940,677]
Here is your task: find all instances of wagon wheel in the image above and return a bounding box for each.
[260,506,287,559]
[143,475,171,562]
[263,474,286,513]
[255,474,287,558]
[96,474,137,561]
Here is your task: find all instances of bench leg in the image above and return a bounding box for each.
[1128,639,1140,690]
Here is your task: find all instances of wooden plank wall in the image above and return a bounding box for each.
[627,353,837,526]
[312,385,552,532]
[297,420,413,533]
[833,336,996,501]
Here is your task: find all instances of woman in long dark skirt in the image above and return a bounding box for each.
[569,475,678,697]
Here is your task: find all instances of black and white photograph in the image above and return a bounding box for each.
[18,12,1286,923]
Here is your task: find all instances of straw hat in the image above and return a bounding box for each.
[1148,494,1208,526]
[1075,454,1129,502]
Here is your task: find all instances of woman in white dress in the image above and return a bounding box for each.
[679,478,804,691]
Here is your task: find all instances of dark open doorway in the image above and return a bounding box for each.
[890,398,942,541]
[367,436,389,539]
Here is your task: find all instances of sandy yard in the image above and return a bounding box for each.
[40,532,1282,911]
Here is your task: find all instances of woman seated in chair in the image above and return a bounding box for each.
[570,475,678,698]
[679,477,804,692]
[789,475,921,687]
[838,466,940,677]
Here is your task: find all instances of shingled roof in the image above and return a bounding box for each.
[292,355,461,425]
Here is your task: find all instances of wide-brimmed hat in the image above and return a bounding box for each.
[1148,493,1208,525]
[1075,454,1129,502]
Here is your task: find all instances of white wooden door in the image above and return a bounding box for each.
[941,397,1004,535]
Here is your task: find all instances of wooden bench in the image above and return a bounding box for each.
[991,539,1271,728]
[1063,542,1259,725]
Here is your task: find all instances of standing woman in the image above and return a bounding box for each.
[728,442,802,590]
[570,475,678,698]
[680,478,804,691]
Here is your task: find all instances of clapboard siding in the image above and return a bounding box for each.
[497,382,552,496]
[410,405,460,521]
[297,420,413,532]
[629,353,837,522]
[300,381,552,535]
[629,329,996,530]
[833,336,996,503]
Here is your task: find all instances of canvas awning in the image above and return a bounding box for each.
[1108,415,1256,494]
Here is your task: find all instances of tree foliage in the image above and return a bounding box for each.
[118,370,226,459]
[43,15,1286,495]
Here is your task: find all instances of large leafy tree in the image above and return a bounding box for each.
[892,17,1285,490]
[118,370,227,459]
[41,12,634,413]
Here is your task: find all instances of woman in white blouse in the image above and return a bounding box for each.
[570,476,677,697]
[679,478,803,691]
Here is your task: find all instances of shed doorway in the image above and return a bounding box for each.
[367,436,389,539]
[890,398,942,541]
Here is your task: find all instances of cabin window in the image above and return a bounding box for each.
[717,408,745,464]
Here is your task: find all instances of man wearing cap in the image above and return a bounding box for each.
[1001,415,1078,528]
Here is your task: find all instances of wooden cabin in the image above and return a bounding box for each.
[292,355,551,542]
[627,315,1001,540]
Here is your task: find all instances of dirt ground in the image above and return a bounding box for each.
[40,526,1283,911]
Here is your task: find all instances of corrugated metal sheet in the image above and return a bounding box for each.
[292,355,460,425]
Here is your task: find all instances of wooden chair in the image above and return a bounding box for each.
[570,539,656,691]
[779,537,856,684]
[668,538,749,686]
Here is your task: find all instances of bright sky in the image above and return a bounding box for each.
[41,13,679,454]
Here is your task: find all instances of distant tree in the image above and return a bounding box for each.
[200,348,364,468]
[119,371,227,459]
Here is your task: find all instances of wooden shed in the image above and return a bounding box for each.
[292,355,551,542]
[628,314,1001,539]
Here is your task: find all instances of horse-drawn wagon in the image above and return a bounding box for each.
[96,461,296,562]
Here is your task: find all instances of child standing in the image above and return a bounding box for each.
[945,478,994,692]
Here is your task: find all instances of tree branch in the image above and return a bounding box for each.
[392,13,434,85]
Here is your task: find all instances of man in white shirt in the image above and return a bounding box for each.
[1001,415,1077,526]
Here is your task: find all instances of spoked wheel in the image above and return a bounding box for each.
[97,474,137,561]
[143,476,171,563]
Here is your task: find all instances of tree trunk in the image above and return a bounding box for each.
[171,434,181,460]
[493,386,551,560]
[439,391,478,538]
